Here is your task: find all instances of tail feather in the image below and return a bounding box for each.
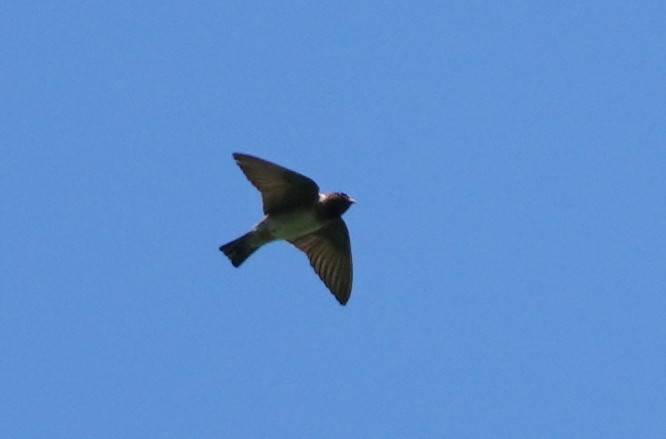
[219,232,259,267]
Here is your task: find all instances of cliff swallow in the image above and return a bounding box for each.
[220,153,355,305]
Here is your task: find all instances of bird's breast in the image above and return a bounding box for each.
[260,209,325,241]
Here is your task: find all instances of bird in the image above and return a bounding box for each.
[219,152,356,305]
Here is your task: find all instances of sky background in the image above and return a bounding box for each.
[2,1,665,437]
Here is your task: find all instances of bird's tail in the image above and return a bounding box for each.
[219,232,259,267]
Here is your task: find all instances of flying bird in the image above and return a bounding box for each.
[220,153,355,305]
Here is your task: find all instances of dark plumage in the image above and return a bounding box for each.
[219,153,355,305]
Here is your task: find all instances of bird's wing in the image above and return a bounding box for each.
[289,218,353,305]
[232,153,320,214]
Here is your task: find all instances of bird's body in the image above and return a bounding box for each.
[259,206,324,241]
[220,153,355,305]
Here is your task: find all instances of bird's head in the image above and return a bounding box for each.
[320,192,355,217]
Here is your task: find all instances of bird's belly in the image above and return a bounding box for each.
[260,210,324,241]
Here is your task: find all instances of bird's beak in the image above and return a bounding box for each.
[350,197,356,204]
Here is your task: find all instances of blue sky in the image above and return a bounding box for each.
[2,1,665,437]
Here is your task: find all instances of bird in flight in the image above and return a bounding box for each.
[220,153,355,305]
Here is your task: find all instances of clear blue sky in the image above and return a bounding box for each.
[2,1,665,437]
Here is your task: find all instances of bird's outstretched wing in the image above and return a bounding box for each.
[289,218,353,305]
[232,153,320,214]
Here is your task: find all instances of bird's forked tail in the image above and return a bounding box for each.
[219,232,259,267]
